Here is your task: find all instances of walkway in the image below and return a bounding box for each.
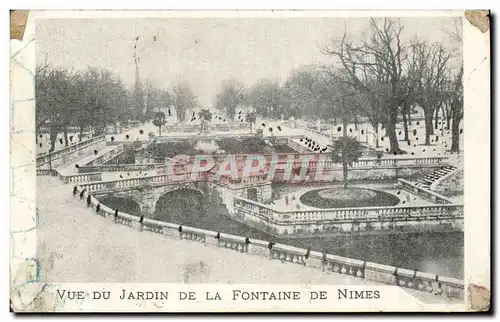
[271,182,435,210]
[37,176,372,284]
[34,176,461,305]
[56,144,122,176]
[36,131,89,156]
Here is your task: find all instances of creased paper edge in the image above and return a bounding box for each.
[467,284,491,312]
[10,10,29,40]
[465,10,490,33]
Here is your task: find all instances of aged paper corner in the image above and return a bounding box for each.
[465,10,490,33]
[10,10,29,40]
[467,284,491,312]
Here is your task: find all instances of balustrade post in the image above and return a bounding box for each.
[394,267,399,286]
[244,237,250,252]
[178,225,183,239]
[321,251,327,272]
[215,232,221,246]
[139,215,144,232]
[267,242,275,259]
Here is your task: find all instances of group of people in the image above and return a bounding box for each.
[299,136,328,153]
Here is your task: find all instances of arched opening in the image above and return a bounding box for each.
[97,196,141,216]
[247,187,258,201]
[154,188,205,226]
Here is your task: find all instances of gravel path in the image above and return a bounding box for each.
[37,176,380,285]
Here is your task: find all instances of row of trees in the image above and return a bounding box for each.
[38,18,463,154]
[214,18,463,153]
[36,65,129,151]
[36,64,200,152]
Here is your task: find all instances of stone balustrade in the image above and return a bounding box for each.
[180,226,208,243]
[36,135,106,167]
[398,179,453,204]
[87,144,124,166]
[141,219,169,235]
[36,159,106,184]
[269,244,307,265]
[287,139,312,153]
[336,156,445,169]
[320,253,365,278]
[60,172,102,184]
[430,169,464,194]
[217,233,250,253]
[233,196,463,225]
[162,123,251,133]
[78,171,206,194]
[72,151,446,182]
[217,153,445,169]
[71,182,465,301]
[36,169,59,176]
[78,163,158,174]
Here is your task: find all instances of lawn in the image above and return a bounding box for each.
[300,187,400,209]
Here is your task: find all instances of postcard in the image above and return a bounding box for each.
[9,9,490,312]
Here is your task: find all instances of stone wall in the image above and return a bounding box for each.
[71,184,465,301]
[232,196,464,237]
[433,170,464,196]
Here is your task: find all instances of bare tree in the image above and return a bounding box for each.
[214,79,246,121]
[411,40,451,145]
[280,66,320,119]
[171,83,199,123]
[144,81,172,120]
[36,64,131,149]
[354,78,387,147]
[448,65,463,152]
[443,16,463,152]
[325,18,408,153]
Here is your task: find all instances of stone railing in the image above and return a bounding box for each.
[287,139,319,153]
[36,135,106,167]
[302,156,446,170]
[164,124,200,132]
[80,154,446,181]
[59,172,102,184]
[36,169,59,176]
[398,179,453,205]
[241,152,445,169]
[430,169,464,194]
[70,183,465,301]
[212,123,251,132]
[350,156,446,168]
[305,128,333,141]
[36,163,104,185]
[160,123,251,133]
[78,171,206,194]
[86,144,124,166]
[234,196,463,225]
[78,163,158,174]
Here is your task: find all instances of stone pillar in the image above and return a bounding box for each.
[140,193,157,218]
[258,183,273,204]
[217,186,237,215]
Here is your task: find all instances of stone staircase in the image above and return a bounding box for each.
[413,165,457,190]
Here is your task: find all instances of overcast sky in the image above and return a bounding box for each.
[36,17,461,107]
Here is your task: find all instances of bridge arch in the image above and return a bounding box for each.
[97,194,142,216]
[153,187,206,225]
